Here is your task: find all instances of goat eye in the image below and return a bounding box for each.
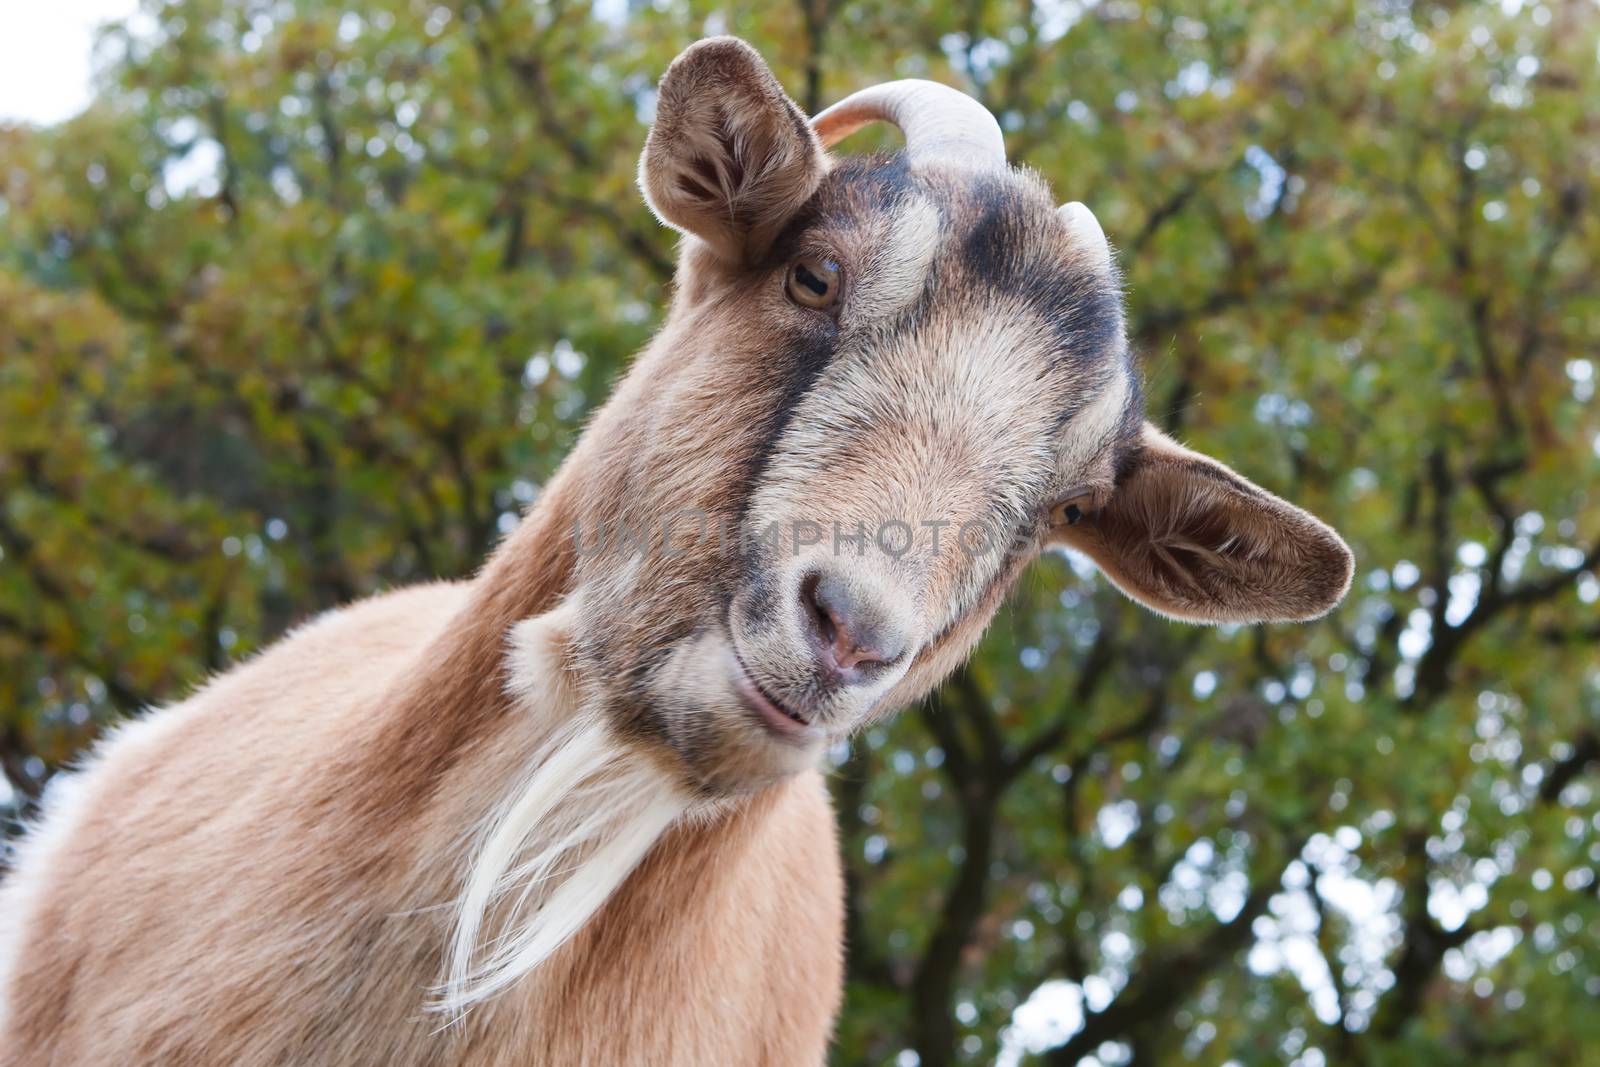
[1050,491,1099,528]
[785,256,842,310]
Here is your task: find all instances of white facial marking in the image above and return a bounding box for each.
[844,196,942,327]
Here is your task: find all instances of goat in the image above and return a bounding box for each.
[0,37,1353,1067]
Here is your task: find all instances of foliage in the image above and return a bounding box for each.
[2,2,1597,1065]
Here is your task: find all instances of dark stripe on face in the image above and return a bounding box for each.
[825,153,918,214]
[958,178,1124,362]
[960,177,1034,289]
[731,153,922,534]
[731,326,837,529]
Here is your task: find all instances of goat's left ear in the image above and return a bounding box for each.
[639,37,826,264]
[1051,423,1354,624]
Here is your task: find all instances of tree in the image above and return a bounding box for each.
[2,2,1597,1065]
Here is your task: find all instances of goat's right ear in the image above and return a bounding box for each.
[1050,423,1355,624]
[639,37,825,264]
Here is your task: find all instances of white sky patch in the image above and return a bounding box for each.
[1096,798,1140,849]
[164,131,224,196]
[1443,925,1520,983]
[1249,832,1404,1031]
[997,980,1084,1066]
[0,0,141,126]
[1007,827,1416,1059]
[1034,0,1100,44]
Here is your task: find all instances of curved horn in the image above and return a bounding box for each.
[1058,202,1113,274]
[812,79,1006,168]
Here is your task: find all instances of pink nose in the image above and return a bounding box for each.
[799,571,908,682]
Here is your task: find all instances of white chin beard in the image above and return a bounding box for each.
[438,715,692,1017]
[437,608,697,1018]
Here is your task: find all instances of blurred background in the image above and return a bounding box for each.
[2,1,1598,1064]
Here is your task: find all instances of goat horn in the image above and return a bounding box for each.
[812,79,1006,168]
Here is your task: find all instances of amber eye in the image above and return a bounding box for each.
[1050,491,1100,528]
[785,255,842,310]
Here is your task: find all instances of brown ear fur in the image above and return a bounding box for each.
[1053,423,1354,623]
[638,36,825,263]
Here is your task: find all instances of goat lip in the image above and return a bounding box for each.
[730,652,818,740]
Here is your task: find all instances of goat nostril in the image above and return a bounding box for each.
[800,572,836,646]
[800,571,903,675]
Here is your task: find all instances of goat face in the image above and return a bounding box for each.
[559,38,1353,796]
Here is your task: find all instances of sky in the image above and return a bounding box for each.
[0,0,142,126]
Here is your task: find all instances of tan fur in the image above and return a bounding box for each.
[0,579,841,1066]
[0,36,1350,1065]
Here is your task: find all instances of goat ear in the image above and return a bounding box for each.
[1051,423,1354,624]
[639,37,825,263]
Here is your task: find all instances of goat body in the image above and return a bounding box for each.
[0,36,1352,1065]
[0,574,842,1066]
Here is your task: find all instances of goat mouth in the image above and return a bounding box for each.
[729,648,817,740]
